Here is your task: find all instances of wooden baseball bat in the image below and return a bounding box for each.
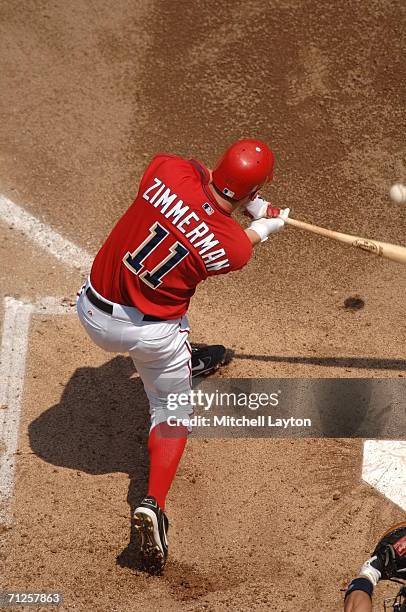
[285,217,406,265]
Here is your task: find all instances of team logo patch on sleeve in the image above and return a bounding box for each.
[202,202,214,216]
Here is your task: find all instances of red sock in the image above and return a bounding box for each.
[147,422,188,511]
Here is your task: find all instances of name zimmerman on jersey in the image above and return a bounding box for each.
[143,177,230,272]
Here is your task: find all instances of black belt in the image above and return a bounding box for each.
[85,287,166,322]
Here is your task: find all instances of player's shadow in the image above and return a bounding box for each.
[28,355,149,570]
[234,353,406,371]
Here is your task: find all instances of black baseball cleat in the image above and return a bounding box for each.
[133,496,169,575]
[191,344,230,378]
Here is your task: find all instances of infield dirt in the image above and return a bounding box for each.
[0,1,405,610]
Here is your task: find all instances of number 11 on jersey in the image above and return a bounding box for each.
[123,222,189,289]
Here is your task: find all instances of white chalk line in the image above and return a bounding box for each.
[0,296,76,524]
[0,298,34,524]
[0,194,92,273]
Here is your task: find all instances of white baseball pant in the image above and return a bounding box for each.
[76,280,193,429]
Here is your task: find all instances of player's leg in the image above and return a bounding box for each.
[132,324,192,510]
[146,418,188,511]
[131,419,188,573]
[129,320,192,573]
[78,286,191,500]
[77,287,194,573]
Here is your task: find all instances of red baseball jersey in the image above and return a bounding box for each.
[90,154,253,319]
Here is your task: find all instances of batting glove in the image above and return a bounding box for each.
[248,207,290,242]
[244,195,269,220]
[359,555,382,587]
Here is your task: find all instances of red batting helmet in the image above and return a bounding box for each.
[212,138,275,200]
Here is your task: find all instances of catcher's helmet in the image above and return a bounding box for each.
[374,521,406,581]
[212,138,275,200]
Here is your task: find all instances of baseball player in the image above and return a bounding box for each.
[344,522,406,612]
[76,138,289,574]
